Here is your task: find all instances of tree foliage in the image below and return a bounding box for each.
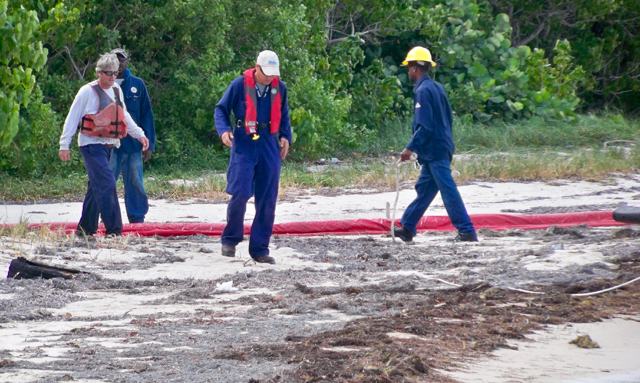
[0,1,48,147]
[487,0,640,112]
[0,0,638,175]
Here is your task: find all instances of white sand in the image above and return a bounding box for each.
[444,317,640,383]
[2,176,640,382]
[3,176,640,225]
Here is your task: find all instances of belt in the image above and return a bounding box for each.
[235,120,270,130]
[104,144,114,148]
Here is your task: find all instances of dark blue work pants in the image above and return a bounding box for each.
[401,159,475,235]
[109,150,149,223]
[78,144,123,236]
[222,128,281,258]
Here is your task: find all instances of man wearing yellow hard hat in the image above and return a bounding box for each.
[392,47,478,242]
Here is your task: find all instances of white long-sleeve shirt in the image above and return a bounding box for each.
[59,81,146,150]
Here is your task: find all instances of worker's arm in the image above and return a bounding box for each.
[405,88,434,154]
[59,85,93,152]
[137,80,156,152]
[214,77,243,147]
[278,81,292,159]
[278,81,292,145]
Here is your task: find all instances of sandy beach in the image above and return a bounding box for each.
[2,176,640,382]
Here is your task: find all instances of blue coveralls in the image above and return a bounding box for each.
[214,74,292,258]
[109,69,156,223]
[78,144,122,236]
[400,74,476,236]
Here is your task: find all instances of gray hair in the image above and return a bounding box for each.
[96,53,119,72]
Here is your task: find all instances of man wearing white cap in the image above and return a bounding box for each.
[214,50,292,264]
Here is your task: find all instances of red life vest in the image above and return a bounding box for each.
[80,84,128,139]
[243,68,281,135]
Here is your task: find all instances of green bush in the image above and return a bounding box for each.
[421,0,587,121]
[0,1,48,147]
[1,0,637,177]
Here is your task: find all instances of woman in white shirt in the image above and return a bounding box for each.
[58,53,149,237]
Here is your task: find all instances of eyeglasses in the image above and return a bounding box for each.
[101,70,119,77]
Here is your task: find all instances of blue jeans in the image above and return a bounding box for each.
[222,128,281,258]
[401,159,475,235]
[78,145,123,236]
[109,150,149,223]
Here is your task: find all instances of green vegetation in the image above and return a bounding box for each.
[454,149,640,181]
[454,113,640,152]
[0,1,50,147]
[1,115,638,202]
[0,0,639,201]
[1,0,639,177]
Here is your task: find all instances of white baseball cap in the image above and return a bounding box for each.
[256,50,280,76]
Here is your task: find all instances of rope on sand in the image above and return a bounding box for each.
[426,276,640,296]
[386,155,419,243]
[506,287,546,295]
[568,275,640,297]
[381,154,640,296]
[391,158,401,243]
[506,276,640,297]
[429,278,462,287]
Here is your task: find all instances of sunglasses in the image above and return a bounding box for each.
[101,70,119,77]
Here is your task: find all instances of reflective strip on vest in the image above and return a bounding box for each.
[243,68,281,135]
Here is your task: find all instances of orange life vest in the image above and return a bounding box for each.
[80,84,128,139]
[243,68,281,135]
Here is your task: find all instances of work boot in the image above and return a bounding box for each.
[254,255,276,265]
[221,245,236,257]
[454,231,478,242]
[392,226,415,243]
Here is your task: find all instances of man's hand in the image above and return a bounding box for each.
[279,138,290,160]
[142,150,152,162]
[221,131,234,148]
[59,150,70,162]
[400,148,413,162]
[138,137,150,151]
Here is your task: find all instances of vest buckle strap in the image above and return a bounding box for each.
[236,120,270,131]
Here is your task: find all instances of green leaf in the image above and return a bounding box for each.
[506,100,524,112]
[473,62,488,76]
[487,37,500,48]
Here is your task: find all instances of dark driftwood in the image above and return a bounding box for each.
[7,257,81,280]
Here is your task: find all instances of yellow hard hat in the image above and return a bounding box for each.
[401,46,436,67]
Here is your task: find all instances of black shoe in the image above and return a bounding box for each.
[392,226,414,243]
[76,233,96,242]
[455,231,478,242]
[221,245,236,257]
[76,227,96,239]
[254,255,276,264]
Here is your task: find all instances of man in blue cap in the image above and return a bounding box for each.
[393,46,477,243]
[109,48,156,224]
[214,50,292,264]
